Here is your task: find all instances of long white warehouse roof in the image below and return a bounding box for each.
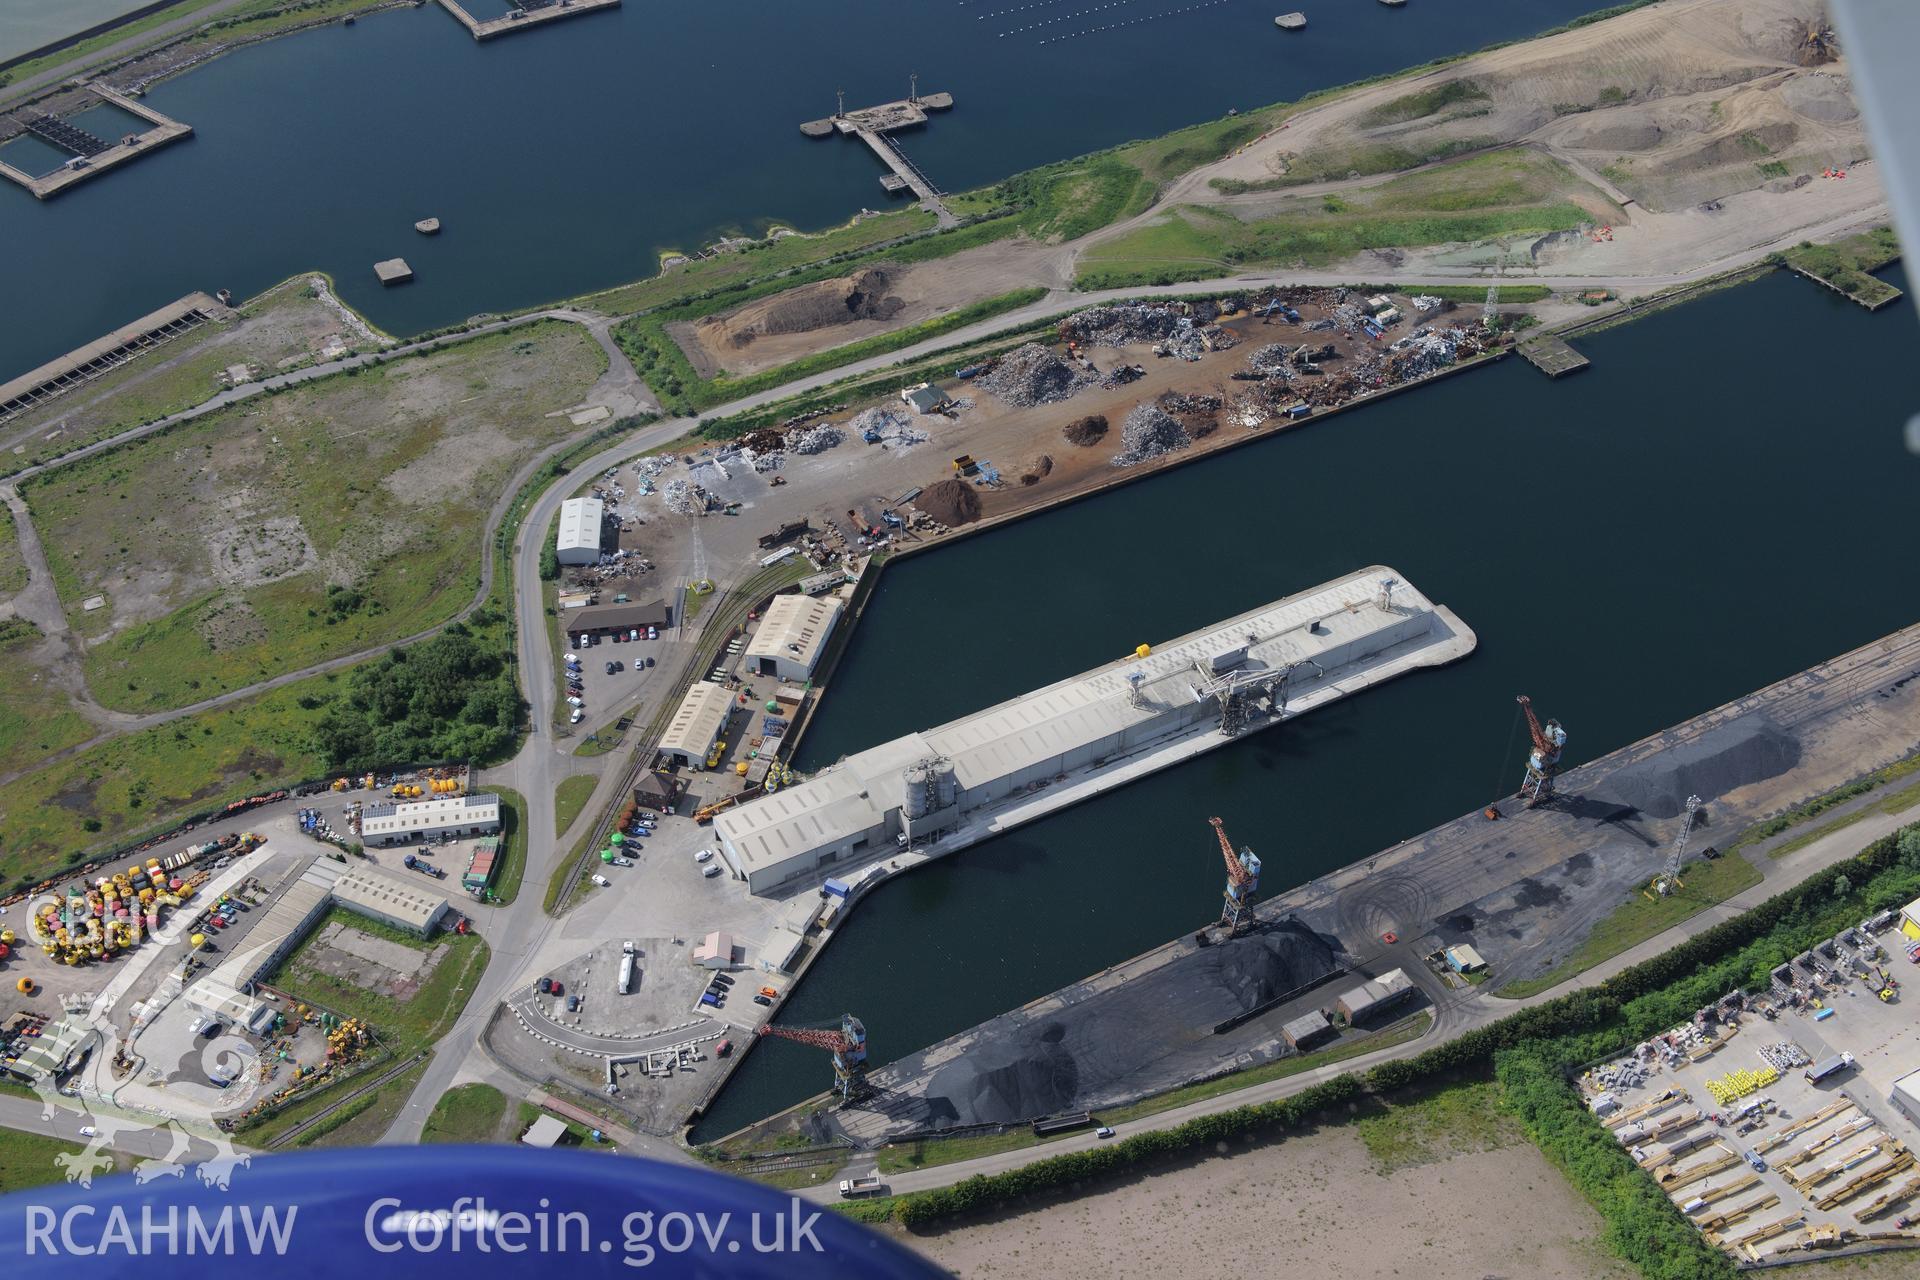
[556,497,604,555]
[361,792,500,839]
[716,566,1447,878]
[745,593,843,670]
[659,681,737,757]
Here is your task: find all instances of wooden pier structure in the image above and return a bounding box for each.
[0,85,192,200]
[801,89,958,227]
[433,0,620,41]
[1518,334,1591,378]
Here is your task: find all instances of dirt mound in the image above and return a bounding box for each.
[1019,455,1053,486]
[917,479,982,526]
[694,268,903,350]
[1780,73,1857,123]
[1063,414,1109,446]
[1589,715,1800,819]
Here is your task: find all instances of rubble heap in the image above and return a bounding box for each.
[974,343,1096,407]
[660,479,700,515]
[1246,344,1296,377]
[785,423,845,454]
[1111,403,1191,468]
[1062,414,1109,446]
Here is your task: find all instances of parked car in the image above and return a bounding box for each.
[645,656,655,668]
[566,994,580,1013]
[610,856,634,867]
[539,977,553,994]
[699,993,720,1007]
[628,628,640,641]
[702,864,724,879]
[590,873,610,887]
[752,994,772,1007]
[713,974,734,987]
[605,661,618,675]
[694,848,714,863]
[1095,1126,1116,1140]
[570,709,584,723]
[647,627,658,641]
[550,981,564,996]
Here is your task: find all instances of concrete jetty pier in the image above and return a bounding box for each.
[801,92,959,226]
[1519,334,1590,377]
[0,85,191,200]
[433,0,620,41]
[715,566,1475,894]
[0,293,223,422]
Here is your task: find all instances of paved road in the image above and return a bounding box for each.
[794,793,1920,1201]
[0,0,262,110]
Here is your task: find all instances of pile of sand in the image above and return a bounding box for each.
[694,267,903,349]
[1019,455,1053,486]
[1063,414,1108,446]
[916,479,982,526]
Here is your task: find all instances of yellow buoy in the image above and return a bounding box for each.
[190,933,206,948]
[1135,643,1152,658]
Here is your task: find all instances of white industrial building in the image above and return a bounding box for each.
[1334,968,1416,1024]
[715,567,1473,893]
[360,792,501,846]
[330,864,451,935]
[658,681,737,768]
[555,496,605,566]
[744,593,843,683]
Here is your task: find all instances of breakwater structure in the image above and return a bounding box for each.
[0,84,191,199]
[801,84,959,227]
[433,0,620,41]
[714,565,1475,895]
[720,618,1920,1150]
[0,292,226,423]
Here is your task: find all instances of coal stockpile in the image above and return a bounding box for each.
[974,343,1096,408]
[913,922,1340,1126]
[1588,715,1801,819]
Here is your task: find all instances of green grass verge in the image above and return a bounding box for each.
[575,210,938,317]
[422,1082,511,1144]
[0,680,329,892]
[1360,78,1490,128]
[1496,853,1761,998]
[24,322,602,714]
[286,1060,428,1149]
[0,618,96,780]
[553,774,595,838]
[1083,148,1595,289]
[1353,1075,1516,1172]
[1402,283,1552,304]
[0,502,25,595]
[489,785,528,905]
[614,287,1046,416]
[1781,226,1903,308]
[0,1128,94,1194]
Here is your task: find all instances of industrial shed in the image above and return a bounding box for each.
[563,599,670,640]
[1282,1009,1335,1051]
[330,865,451,936]
[744,593,843,682]
[1335,968,1416,1024]
[555,497,605,566]
[360,792,501,847]
[658,681,736,768]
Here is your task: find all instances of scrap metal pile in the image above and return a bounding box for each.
[659,478,700,515]
[1057,303,1184,348]
[849,406,929,450]
[975,342,1097,407]
[1111,402,1191,467]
